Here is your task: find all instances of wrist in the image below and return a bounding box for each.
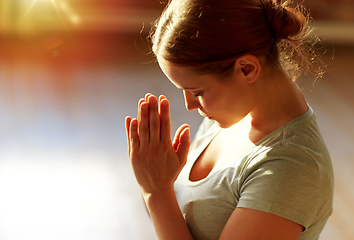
[141,184,194,240]
[141,185,176,211]
[141,184,175,200]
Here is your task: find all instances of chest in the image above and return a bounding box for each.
[189,124,255,182]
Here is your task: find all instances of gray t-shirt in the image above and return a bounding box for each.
[174,106,334,240]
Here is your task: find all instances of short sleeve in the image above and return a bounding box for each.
[237,146,333,229]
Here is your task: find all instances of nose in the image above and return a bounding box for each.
[183,90,201,111]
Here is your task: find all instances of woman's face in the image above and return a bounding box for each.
[158,57,256,128]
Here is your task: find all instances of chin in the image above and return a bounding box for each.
[198,109,207,118]
[215,120,233,129]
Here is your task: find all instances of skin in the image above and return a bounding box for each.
[125,54,307,239]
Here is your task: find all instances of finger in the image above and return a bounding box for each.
[138,98,145,107]
[173,124,190,151]
[145,93,152,123]
[148,95,160,143]
[159,95,167,114]
[160,98,171,142]
[145,93,153,101]
[137,98,146,135]
[139,102,150,148]
[137,98,145,124]
[125,116,132,154]
[130,118,140,156]
[176,127,190,166]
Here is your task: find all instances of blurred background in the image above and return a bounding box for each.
[0,0,353,239]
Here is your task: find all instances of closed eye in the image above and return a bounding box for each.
[191,91,203,98]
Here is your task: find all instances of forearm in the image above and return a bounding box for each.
[143,188,194,240]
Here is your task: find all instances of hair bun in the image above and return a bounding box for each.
[260,0,306,42]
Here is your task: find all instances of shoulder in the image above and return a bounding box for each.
[244,112,333,192]
[250,106,331,170]
[237,107,334,229]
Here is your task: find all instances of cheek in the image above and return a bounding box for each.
[199,95,221,112]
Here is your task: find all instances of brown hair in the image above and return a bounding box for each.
[149,0,321,79]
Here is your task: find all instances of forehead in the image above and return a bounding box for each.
[157,57,216,90]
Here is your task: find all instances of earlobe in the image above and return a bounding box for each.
[236,55,261,83]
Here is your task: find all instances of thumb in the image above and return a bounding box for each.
[176,127,190,166]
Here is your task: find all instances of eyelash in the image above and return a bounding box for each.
[191,91,203,98]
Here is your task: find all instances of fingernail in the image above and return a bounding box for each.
[141,102,148,110]
[149,96,157,104]
[138,98,145,105]
[159,99,167,108]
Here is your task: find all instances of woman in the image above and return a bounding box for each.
[125,0,334,239]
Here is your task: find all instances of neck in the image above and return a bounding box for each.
[248,70,308,143]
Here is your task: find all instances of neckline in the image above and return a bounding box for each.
[186,105,313,184]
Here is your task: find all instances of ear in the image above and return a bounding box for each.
[234,54,261,83]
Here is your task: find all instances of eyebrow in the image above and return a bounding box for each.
[177,86,198,90]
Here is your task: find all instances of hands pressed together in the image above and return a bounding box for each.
[125,94,191,195]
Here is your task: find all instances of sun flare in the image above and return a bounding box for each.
[20,0,80,30]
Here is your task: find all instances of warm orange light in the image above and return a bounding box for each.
[14,0,81,36]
